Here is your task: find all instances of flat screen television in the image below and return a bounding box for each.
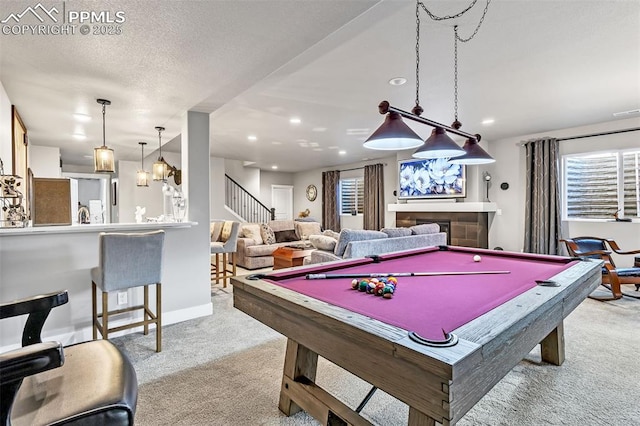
[398,158,466,199]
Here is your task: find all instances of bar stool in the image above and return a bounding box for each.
[92,230,165,352]
[211,221,239,287]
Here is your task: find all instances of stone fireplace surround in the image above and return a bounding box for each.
[390,202,497,249]
[396,211,488,248]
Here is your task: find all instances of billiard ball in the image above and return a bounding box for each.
[473,255,482,262]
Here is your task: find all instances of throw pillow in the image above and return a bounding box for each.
[295,221,322,240]
[410,223,440,235]
[381,227,412,238]
[242,223,263,245]
[274,229,299,243]
[220,220,234,242]
[334,229,388,257]
[323,229,340,240]
[260,223,276,245]
[309,235,337,251]
[210,221,223,242]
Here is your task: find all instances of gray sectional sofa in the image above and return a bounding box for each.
[305,224,447,264]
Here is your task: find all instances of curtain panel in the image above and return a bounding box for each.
[363,163,385,230]
[322,170,340,232]
[524,137,563,255]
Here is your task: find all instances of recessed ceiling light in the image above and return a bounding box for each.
[271,165,278,170]
[482,118,495,125]
[346,128,370,135]
[388,77,407,86]
[247,135,257,141]
[272,141,282,145]
[613,109,640,117]
[73,133,87,140]
[289,117,301,124]
[312,127,327,132]
[313,148,322,152]
[339,150,346,155]
[73,113,91,122]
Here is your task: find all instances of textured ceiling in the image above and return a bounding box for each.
[1,0,639,172]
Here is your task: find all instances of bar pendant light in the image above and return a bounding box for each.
[363,111,423,150]
[94,99,115,173]
[136,142,150,186]
[152,126,168,181]
[450,136,496,165]
[412,127,465,159]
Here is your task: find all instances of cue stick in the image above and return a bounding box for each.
[306,270,510,280]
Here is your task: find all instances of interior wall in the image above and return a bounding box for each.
[224,159,260,196]
[0,82,13,174]
[28,145,61,177]
[293,156,397,230]
[260,170,294,210]
[487,117,640,258]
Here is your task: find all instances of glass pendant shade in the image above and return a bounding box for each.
[449,138,496,165]
[136,170,149,186]
[94,146,115,172]
[363,112,423,150]
[94,99,115,173]
[136,142,150,186]
[152,159,168,181]
[412,127,465,159]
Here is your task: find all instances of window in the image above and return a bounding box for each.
[563,150,640,219]
[339,177,364,215]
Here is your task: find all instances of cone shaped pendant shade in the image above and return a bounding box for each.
[449,138,495,165]
[363,112,423,150]
[412,127,465,159]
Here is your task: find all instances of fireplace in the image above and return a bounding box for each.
[417,219,450,245]
[399,211,488,248]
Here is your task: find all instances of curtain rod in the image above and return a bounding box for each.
[518,127,640,146]
[339,162,387,172]
[556,127,640,141]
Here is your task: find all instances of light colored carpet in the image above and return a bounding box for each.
[113,282,640,426]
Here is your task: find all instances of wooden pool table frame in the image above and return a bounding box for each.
[232,248,602,425]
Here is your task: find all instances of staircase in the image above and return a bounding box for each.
[225,174,275,223]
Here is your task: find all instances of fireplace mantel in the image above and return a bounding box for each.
[388,202,497,213]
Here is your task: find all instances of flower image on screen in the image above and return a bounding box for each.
[398,158,466,199]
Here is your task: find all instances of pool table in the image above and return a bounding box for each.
[232,246,602,425]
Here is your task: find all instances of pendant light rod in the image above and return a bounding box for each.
[378,101,479,141]
[97,99,111,147]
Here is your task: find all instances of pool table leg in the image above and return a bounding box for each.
[408,407,439,426]
[279,338,318,416]
[540,321,565,366]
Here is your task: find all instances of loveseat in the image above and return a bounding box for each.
[305,224,447,264]
[235,219,323,269]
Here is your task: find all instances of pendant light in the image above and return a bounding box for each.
[136,142,150,187]
[447,25,495,165]
[152,126,168,181]
[94,99,115,172]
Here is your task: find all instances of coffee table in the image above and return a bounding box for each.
[272,246,315,270]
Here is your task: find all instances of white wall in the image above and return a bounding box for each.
[0,82,12,174]
[293,156,398,230]
[488,117,640,261]
[224,159,260,196]
[29,145,61,177]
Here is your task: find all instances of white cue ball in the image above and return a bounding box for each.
[473,255,482,262]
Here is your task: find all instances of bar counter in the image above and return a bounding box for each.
[0,222,213,351]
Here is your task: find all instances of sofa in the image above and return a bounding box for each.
[305,223,447,264]
[235,219,323,269]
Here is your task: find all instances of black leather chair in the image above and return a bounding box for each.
[0,290,138,426]
[561,237,640,300]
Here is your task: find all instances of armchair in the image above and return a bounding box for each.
[561,237,640,300]
[0,290,138,426]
